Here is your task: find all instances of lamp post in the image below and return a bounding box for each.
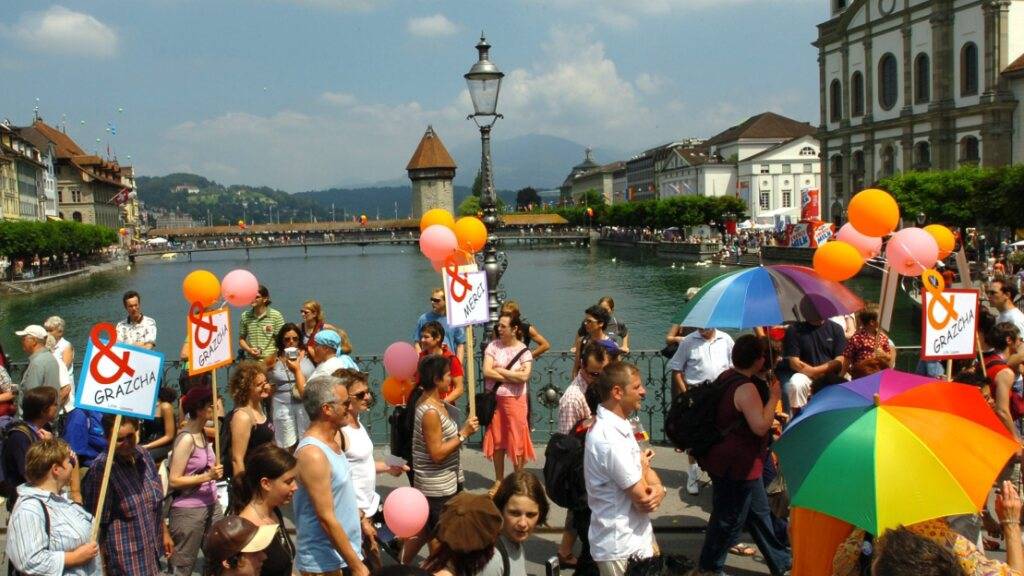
[465,33,505,332]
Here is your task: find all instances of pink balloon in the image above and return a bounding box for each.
[836,223,882,259]
[885,227,939,276]
[384,487,429,538]
[221,269,259,307]
[383,341,419,380]
[419,225,457,262]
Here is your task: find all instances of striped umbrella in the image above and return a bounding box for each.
[675,265,864,329]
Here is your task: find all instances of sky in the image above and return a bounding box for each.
[0,0,828,192]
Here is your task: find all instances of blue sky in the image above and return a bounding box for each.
[1,0,826,191]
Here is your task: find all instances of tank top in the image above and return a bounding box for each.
[236,407,276,453]
[171,433,218,508]
[294,436,363,572]
[700,370,769,481]
[259,508,296,576]
[412,401,462,497]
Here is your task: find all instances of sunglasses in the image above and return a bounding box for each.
[430,297,443,303]
[585,370,602,379]
[352,391,370,400]
[300,309,312,315]
[283,335,300,342]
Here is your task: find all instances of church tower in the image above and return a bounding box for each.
[407,126,457,219]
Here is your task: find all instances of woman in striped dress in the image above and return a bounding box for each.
[401,355,480,565]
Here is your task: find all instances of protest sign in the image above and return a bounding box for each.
[188,307,234,375]
[75,322,165,419]
[443,266,489,328]
[920,288,979,360]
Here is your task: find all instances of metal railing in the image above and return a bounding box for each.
[3,345,933,444]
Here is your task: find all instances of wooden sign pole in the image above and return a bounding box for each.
[466,326,476,419]
[91,413,122,539]
[211,370,220,461]
[947,359,953,382]
[879,263,900,333]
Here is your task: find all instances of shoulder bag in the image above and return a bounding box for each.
[476,347,530,428]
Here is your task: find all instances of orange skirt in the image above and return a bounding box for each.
[483,394,535,462]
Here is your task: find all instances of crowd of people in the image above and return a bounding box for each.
[1,277,1023,576]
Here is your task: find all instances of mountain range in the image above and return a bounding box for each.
[138,134,629,224]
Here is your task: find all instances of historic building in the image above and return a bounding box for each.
[407,126,456,219]
[559,148,601,204]
[0,122,45,221]
[816,0,1023,221]
[570,160,624,205]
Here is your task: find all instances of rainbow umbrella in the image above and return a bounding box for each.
[674,264,863,328]
[775,369,1018,534]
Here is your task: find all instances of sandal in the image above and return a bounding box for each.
[729,543,756,556]
[557,552,578,568]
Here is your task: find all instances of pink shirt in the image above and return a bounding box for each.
[484,340,533,397]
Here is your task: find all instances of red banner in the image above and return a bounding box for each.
[801,187,820,221]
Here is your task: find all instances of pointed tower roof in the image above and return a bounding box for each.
[406,126,457,171]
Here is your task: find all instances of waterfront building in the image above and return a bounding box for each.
[736,134,822,224]
[24,119,126,228]
[407,125,456,219]
[612,165,627,204]
[18,125,60,219]
[657,145,710,198]
[559,148,601,204]
[815,0,1023,221]
[153,209,199,229]
[0,122,45,221]
[570,160,624,205]
[625,143,669,202]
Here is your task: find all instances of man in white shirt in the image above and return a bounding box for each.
[309,330,360,379]
[115,290,157,349]
[668,328,734,495]
[988,279,1024,385]
[584,361,666,576]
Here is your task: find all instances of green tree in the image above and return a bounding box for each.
[515,187,542,210]
[579,189,606,208]
[458,195,481,216]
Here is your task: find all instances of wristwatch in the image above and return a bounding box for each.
[457,433,466,444]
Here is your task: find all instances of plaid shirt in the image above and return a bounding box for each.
[82,446,164,576]
[557,373,591,435]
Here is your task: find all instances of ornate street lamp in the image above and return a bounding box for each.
[465,33,505,332]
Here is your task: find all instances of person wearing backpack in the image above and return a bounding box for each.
[2,386,59,512]
[6,438,100,576]
[693,335,791,576]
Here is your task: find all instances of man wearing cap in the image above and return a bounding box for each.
[294,375,367,576]
[116,290,158,349]
[239,285,285,361]
[309,330,360,380]
[412,287,465,365]
[16,325,63,400]
[667,327,734,496]
[203,515,276,576]
[584,361,666,576]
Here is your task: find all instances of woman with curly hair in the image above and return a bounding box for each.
[227,360,274,478]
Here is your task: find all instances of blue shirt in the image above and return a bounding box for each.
[294,436,363,572]
[412,311,465,352]
[62,410,107,467]
[6,485,102,576]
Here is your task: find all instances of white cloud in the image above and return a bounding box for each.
[320,91,358,107]
[406,14,459,38]
[2,6,118,58]
[635,73,665,95]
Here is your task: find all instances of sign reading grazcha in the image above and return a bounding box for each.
[920,288,979,361]
[75,323,165,419]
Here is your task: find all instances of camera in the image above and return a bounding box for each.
[284,346,299,359]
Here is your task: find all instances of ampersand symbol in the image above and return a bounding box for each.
[921,269,959,331]
[189,301,217,349]
[88,323,135,385]
[445,256,472,303]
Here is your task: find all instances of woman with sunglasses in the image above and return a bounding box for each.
[482,313,534,496]
[298,300,351,357]
[266,324,314,451]
[340,369,407,570]
[6,438,100,576]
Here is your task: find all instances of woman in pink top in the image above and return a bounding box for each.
[482,313,534,494]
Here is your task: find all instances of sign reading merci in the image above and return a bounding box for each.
[75,323,165,419]
[188,305,234,375]
[444,264,489,328]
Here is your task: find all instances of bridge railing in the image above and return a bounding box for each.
[4,345,933,444]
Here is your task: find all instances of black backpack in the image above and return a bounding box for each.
[663,369,747,458]
[0,419,37,503]
[543,428,588,510]
[220,409,236,478]
[389,387,423,463]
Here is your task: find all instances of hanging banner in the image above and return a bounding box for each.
[75,323,164,419]
[188,306,234,375]
[920,288,979,360]
[443,264,489,328]
[801,187,821,221]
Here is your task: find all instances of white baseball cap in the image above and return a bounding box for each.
[15,325,48,340]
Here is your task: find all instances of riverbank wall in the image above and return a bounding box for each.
[597,238,819,265]
[0,258,126,296]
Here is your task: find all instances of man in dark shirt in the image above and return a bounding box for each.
[1,386,58,511]
[781,315,846,414]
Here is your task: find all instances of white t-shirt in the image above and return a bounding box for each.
[998,308,1024,341]
[309,355,360,381]
[342,418,380,515]
[51,338,74,412]
[667,331,734,386]
[584,406,654,562]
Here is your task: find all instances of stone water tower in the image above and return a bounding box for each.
[406,125,456,219]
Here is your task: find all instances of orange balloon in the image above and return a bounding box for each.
[923,224,955,259]
[182,270,221,306]
[813,241,864,282]
[420,208,456,232]
[847,189,899,237]
[382,377,413,406]
[453,216,487,253]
